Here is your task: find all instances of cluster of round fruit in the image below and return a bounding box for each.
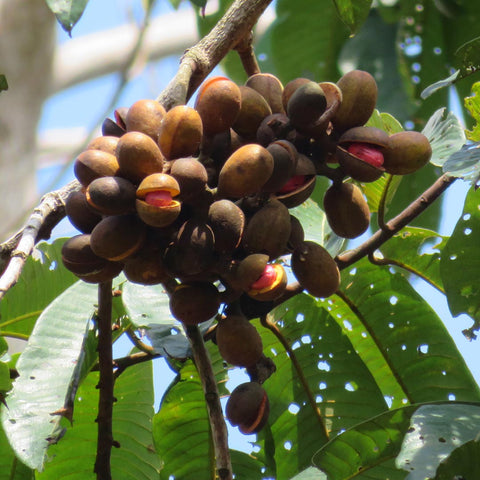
[61,69,432,435]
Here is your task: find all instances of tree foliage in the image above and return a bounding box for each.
[1,0,480,479]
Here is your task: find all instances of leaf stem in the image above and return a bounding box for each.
[260,314,330,441]
[94,280,115,480]
[184,324,232,480]
[0,311,43,329]
[0,331,29,341]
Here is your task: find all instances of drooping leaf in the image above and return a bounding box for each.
[1,281,97,470]
[421,107,466,167]
[153,342,231,479]
[332,0,372,35]
[420,70,460,100]
[440,187,480,327]
[37,360,161,479]
[0,239,77,338]
[464,81,480,141]
[254,294,388,478]
[336,259,480,406]
[45,0,90,35]
[434,439,480,479]
[379,227,447,293]
[311,402,480,479]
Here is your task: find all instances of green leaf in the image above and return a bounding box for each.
[464,82,480,141]
[0,239,77,338]
[455,36,480,76]
[0,424,34,479]
[422,107,466,167]
[442,143,480,183]
[311,402,480,479]
[0,362,11,393]
[0,74,7,92]
[366,110,404,135]
[1,281,97,470]
[440,187,480,325]
[361,174,402,214]
[256,0,348,84]
[420,69,460,100]
[333,0,373,35]
[337,259,480,406]
[37,360,161,479]
[434,439,480,479]
[379,227,446,293]
[254,295,387,478]
[153,343,229,479]
[45,0,89,35]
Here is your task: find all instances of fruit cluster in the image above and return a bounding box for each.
[61,69,432,435]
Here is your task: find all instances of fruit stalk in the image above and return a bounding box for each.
[184,324,233,480]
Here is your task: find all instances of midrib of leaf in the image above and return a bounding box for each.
[333,291,411,407]
[0,311,43,329]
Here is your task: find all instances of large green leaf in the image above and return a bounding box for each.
[1,281,97,470]
[45,0,89,35]
[312,402,480,479]
[379,227,447,293]
[37,360,161,479]
[333,0,372,35]
[153,343,234,479]
[256,0,348,85]
[254,294,388,478]
[335,259,480,406]
[440,186,480,327]
[0,239,77,337]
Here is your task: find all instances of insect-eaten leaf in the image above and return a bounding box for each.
[464,82,480,141]
[45,0,90,36]
[455,36,480,76]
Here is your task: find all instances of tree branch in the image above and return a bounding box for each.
[157,0,273,109]
[94,280,116,480]
[185,325,232,480]
[0,180,80,299]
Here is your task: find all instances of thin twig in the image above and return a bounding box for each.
[377,174,395,231]
[94,280,116,480]
[0,180,80,300]
[184,324,232,480]
[234,31,260,77]
[125,327,156,355]
[260,314,330,441]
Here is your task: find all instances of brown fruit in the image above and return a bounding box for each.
[135,173,181,227]
[247,263,287,302]
[125,99,166,142]
[217,144,274,198]
[243,198,292,259]
[74,149,120,187]
[116,131,164,184]
[246,73,284,114]
[263,140,298,193]
[216,313,263,367]
[65,189,102,234]
[232,86,272,141]
[158,105,203,160]
[208,199,245,253]
[287,81,327,132]
[323,182,370,239]
[169,282,220,325]
[90,214,147,261]
[291,240,340,298]
[194,76,242,136]
[86,176,136,215]
[226,382,270,434]
[282,77,311,111]
[169,157,208,202]
[86,135,119,156]
[382,131,432,175]
[332,70,378,133]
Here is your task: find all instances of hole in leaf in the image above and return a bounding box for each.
[448,393,456,401]
[316,395,323,403]
[390,295,398,305]
[343,319,352,331]
[319,382,327,390]
[361,331,368,338]
[288,403,300,415]
[270,348,277,356]
[384,396,393,408]
[349,268,357,276]
[401,345,407,351]
[292,341,301,350]
[345,381,358,392]
[418,344,429,354]
[301,335,311,344]
[284,441,293,451]
[317,361,331,372]
[464,227,472,235]
[296,313,304,323]
[463,213,471,221]
[450,254,457,260]
[388,322,395,328]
